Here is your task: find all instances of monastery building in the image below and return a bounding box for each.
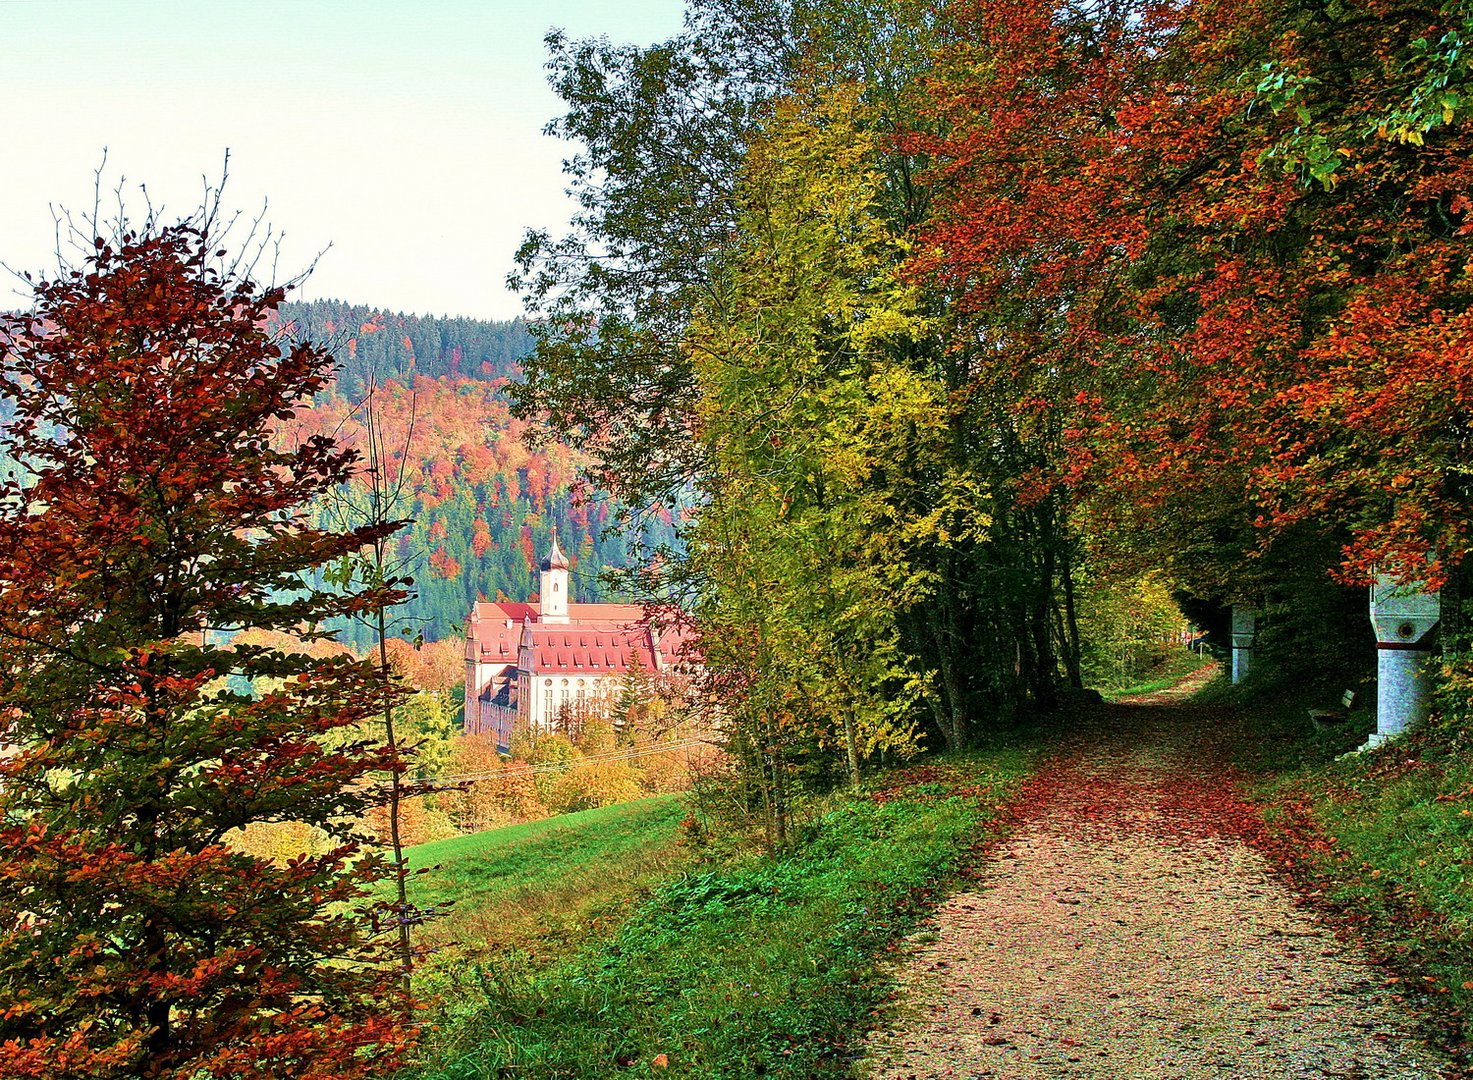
[463,535,692,750]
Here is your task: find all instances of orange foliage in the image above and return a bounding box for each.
[915,0,1473,587]
[230,627,353,661]
[444,737,545,831]
[364,796,457,848]
[428,545,461,580]
[286,378,583,511]
[472,519,493,558]
[384,637,465,692]
[633,747,693,795]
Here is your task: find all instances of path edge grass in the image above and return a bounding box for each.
[412,738,1042,1079]
[1099,649,1215,702]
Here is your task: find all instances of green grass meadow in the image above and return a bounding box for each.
[408,745,1037,1079]
[407,796,691,918]
[401,797,693,1003]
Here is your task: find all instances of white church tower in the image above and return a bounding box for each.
[539,533,571,623]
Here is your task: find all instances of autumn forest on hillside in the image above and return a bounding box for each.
[6,0,1473,1075]
[273,300,678,647]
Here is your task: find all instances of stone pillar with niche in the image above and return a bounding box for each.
[1230,604,1257,685]
[1366,574,1440,749]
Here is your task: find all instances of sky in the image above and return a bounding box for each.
[0,0,688,321]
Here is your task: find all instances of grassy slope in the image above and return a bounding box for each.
[1220,674,1473,1046]
[404,797,692,1002]
[408,797,689,914]
[414,743,1039,1079]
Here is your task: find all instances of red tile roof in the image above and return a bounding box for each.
[525,625,656,674]
[465,609,520,663]
[466,600,699,675]
[469,600,648,626]
[655,622,701,667]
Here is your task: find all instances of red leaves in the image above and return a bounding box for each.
[0,219,412,1076]
[909,0,1473,589]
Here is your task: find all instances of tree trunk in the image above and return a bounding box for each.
[767,737,788,849]
[378,608,413,995]
[924,550,970,749]
[1058,539,1084,689]
[841,709,861,790]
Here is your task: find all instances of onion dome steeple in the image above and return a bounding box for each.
[539,533,571,622]
[540,532,570,572]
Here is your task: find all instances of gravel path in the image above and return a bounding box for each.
[863,667,1453,1079]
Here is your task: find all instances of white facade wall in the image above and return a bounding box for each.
[520,670,619,731]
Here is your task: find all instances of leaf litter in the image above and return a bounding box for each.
[864,666,1456,1079]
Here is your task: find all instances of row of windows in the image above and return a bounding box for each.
[542,678,592,718]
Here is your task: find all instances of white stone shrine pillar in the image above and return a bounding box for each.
[1230,605,1257,685]
[1367,574,1441,748]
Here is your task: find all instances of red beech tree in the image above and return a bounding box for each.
[1120,0,1473,589]
[0,212,413,1078]
[915,0,1473,595]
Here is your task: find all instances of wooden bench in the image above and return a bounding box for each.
[1310,689,1356,731]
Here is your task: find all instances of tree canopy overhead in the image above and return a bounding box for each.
[516,0,1473,808]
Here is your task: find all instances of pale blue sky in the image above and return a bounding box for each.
[0,0,687,319]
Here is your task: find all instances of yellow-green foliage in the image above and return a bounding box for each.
[228,820,332,863]
[397,688,458,781]
[1076,571,1191,691]
[546,759,645,813]
[685,80,933,813]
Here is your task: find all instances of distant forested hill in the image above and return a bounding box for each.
[277,299,534,396]
[268,302,672,649]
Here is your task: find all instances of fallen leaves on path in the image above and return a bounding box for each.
[863,667,1455,1079]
